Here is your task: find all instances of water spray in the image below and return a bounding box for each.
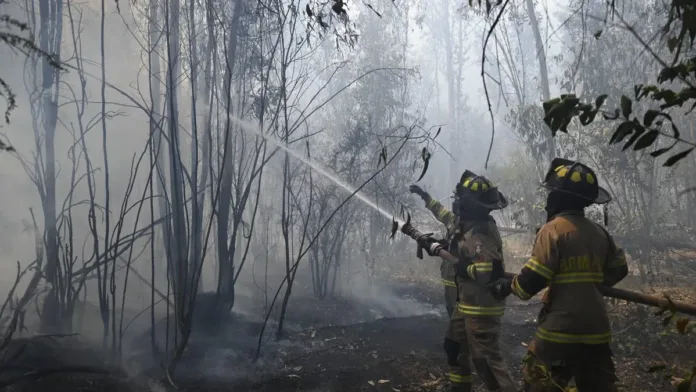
[228,116,404,226]
[61,62,407,231]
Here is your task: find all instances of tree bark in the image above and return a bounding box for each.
[37,0,63,333]
[525,0,555,164]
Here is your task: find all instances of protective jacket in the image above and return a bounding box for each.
[453,217,507,318]
[425,197,458,288]
[511,211,627,353]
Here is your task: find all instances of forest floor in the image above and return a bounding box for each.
[5,275,696,392]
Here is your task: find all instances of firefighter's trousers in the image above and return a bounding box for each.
[445,315,517,392]
[522,341,618,392]
[443,283,457,317]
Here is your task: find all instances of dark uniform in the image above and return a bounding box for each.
[489,159,628,392]
[410,185,459,317]
[445,172,516,392]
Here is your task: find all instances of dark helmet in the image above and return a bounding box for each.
[456,170,508,210]
[542,158,611,204]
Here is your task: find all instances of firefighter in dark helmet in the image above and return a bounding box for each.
[411,171,516,392]
[409,185,459,317]
[488,158,628,392]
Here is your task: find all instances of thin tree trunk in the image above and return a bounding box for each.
[443,0,457,184]
[38,0,63,334]
[525,0,555,163]
[216,0,243,303]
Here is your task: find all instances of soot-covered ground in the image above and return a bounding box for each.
[5,278,696,392]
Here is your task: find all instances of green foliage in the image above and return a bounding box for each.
[540,1,696,169]
[542,82,695,167]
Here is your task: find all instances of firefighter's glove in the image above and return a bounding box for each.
[409,185,430,201]
[417,234,445,257]
[487,277,513,301]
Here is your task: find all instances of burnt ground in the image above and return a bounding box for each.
[5,278,696,392]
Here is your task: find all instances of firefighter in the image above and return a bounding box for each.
[488,158,628,392]
[409,184,459,317]
[409,171,516,392]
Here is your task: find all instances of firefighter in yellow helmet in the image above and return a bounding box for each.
[412,171,516,392]
[409,184,459,317]
[488,158,628,392]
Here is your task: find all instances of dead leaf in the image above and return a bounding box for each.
[676,317,690,334]
[378,379,390,384]
[521,342,528,347]
[311,330,316,338]
[293,366,303,372]
[368,380,375,386]
[429,373,437,380]
[392,389,401,392]
[421,379,442,387]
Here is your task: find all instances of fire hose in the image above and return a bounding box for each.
[395,214,696,317]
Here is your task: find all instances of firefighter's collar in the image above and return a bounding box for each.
[553,210,585,219]
[459,216,493,233]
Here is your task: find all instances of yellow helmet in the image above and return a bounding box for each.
[457,170,508,210]
[542,158,611,204]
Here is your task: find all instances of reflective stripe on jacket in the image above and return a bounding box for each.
[510,211,628,345]
[453,217,507,318]
[424,197,458,284]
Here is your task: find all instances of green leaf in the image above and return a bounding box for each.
[667,36,679,53]
[609,122,635,144]
[650,147,673,157]
[638,85,659,101]
[578,110,597,126]
[658,67,680,84]
[643,110,660,127]
[634,84,643,100]
[434,127,441,139]
[595,94,608,109]
[633,130,659,150]
[622,125,646,151]
[542,98,561,114]
[620,95,633,118]
[664,148,695,167]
